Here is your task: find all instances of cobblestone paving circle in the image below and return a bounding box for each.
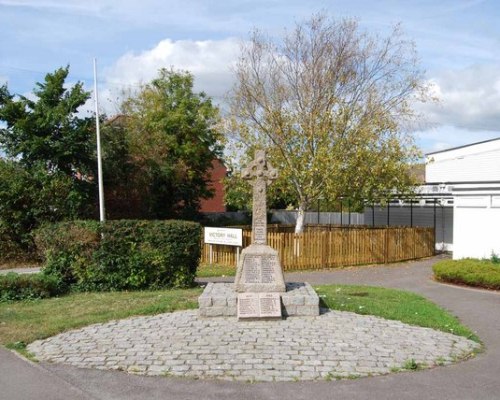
[28,310,479,382]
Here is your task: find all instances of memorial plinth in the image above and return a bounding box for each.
[198,282,319,318]
[198,149,319,320]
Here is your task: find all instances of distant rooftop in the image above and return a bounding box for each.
[426,137,500,156]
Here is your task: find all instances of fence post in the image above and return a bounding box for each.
[387,201,390,226]
[340,199,343,226]
[317,198,321,224]
[410,200,413,227]
[348,198,351,226]
[384,227,389,263]
[433,198,437,252]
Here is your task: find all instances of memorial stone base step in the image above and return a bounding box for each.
[198,282,320,318]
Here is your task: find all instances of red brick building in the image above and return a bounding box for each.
[199,159,227,212]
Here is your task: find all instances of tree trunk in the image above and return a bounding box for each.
[295,202,306,234]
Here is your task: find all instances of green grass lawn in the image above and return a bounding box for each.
[433,259,500,290]
[0,283,479,353]
[315,285,479,342]
[197,263,236,278]
[0,288,202,347]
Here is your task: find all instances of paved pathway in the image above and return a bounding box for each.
[27,309,477,382]
[2,256,500,399]
[0,266,40,275]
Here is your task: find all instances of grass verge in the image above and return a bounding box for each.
[315,284,480,342]
[197,263,236,278]
[433,259,500,290]
[0,284,479,353]
[0,288,202,347]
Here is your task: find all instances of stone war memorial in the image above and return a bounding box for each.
[26,150,479,384]
[198,150,320,319]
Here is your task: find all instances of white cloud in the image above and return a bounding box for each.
[102,38,240,113]
[417,64,500,132]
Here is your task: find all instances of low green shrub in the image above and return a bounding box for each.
[34,220,201,292]
[433,259,500,290]
[0,273,63,301]
[0,159,89,265]
[0,223,40,266]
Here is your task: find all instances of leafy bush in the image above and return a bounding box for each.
[34,220,201,292]
[0,159,87,264]
[0,273,63,302]
[433,259,500,290]
[0,229,37,265]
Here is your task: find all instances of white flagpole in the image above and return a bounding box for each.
[93,58,105,222]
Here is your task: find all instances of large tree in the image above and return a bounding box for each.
[227,14,430,233]
[0,66,94,177]
[0,67,96,257]
[116,68,223,219]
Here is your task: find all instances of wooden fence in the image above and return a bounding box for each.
[201,226,435,271]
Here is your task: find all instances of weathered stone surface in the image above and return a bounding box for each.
[28,309,479,382]
[237,292,281,319]
[241,150,277,245]
[234,244,286,293]
[198,282,319,318]
[234,150,286,301]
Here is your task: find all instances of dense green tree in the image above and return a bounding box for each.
[0,67,97,261]
[116,68,224,219]
[0,66,94,177]
[227,14,430,232]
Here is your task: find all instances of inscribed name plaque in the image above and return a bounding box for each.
[237,292,281,319]
[234,245,286,293]
[241,254,280,284]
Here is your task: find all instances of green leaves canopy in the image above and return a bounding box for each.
[227,14,429,231]
[115,68,223,219]
[0,66,94,176]
[0,67,96,261]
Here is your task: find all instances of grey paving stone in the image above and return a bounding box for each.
[28,309,479,383]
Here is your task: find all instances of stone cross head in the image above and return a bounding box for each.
[241,150,278,184]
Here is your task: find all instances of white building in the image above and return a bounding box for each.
[425,138,500,259]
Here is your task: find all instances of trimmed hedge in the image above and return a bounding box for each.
[0,273,63,301]
[433,259,500,290]
[34,220,201,292]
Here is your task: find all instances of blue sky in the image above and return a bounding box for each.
[1,0,500,153]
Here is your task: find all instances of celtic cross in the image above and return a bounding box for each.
[242,150,278,244]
